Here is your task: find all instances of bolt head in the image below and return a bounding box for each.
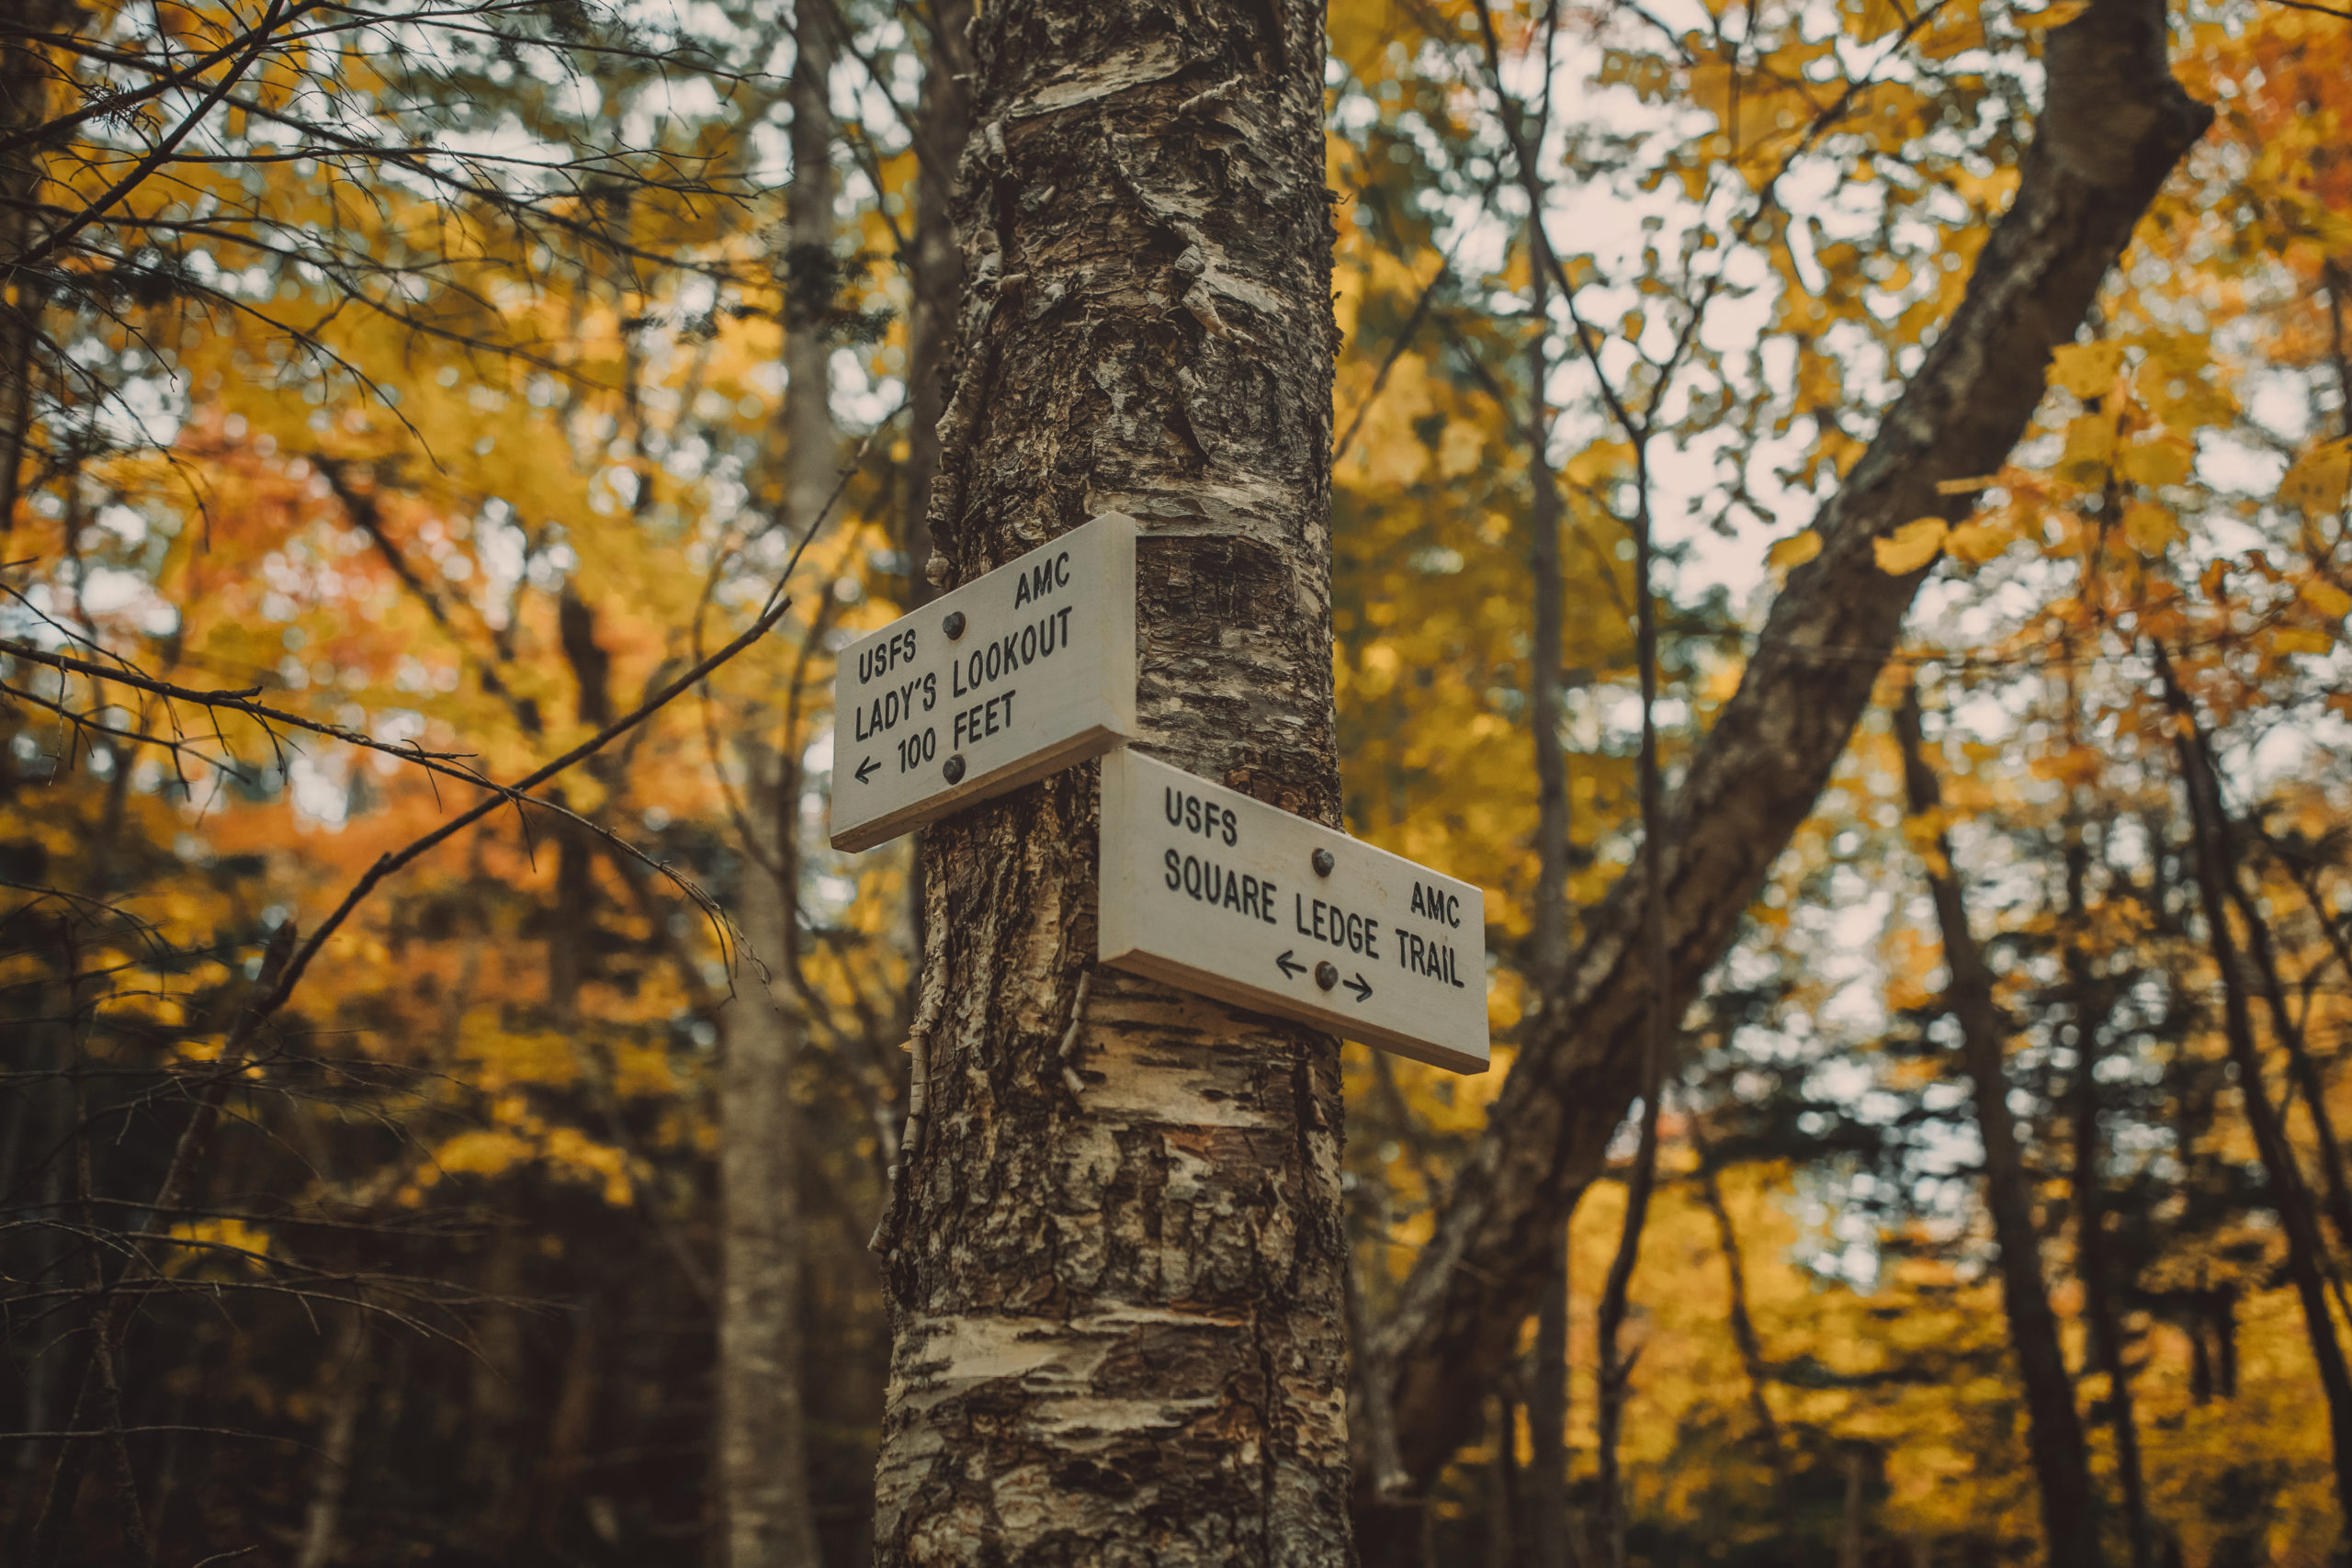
[943,610,967,639]
[1311,848,1335,877]
[943,753,967,784]
[1315,961,1339,991]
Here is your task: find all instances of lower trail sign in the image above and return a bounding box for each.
[830,513,1136,852]
[1098,748,1489,1074]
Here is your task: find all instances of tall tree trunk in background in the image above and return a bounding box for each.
[2062,814,2155,1568]
[716,9,836,1562]
[719,745,821,1568]
[1523,176,1577,1568]
[866,0,1348,1558]
[292,1309,370,1568]
[1358,0,2209,1507]
[2227,857,2352,1257]
[1834,1448,1871,1568]
[900,0,972,599]
[1895,691,2103,1565]
[782,0,840,554]
[1526,1234,1572,1568]
[1486,1396,1519,1568]
[1692,1136,1797,1556]
[897,0,974,1017]
[0,4,70,536]
[2159,650,2352,1528]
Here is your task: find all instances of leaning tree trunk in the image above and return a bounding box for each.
[867,0,1348,1561]
[1358,0,2210,1510]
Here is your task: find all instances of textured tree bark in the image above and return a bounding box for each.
[714,11,836,1561]
[1895,694,2102,1566]
[867,0,1347,1560]
[1360,0,2210,1503]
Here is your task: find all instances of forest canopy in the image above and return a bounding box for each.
[3,0,2349,1562]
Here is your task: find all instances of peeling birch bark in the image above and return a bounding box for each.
[869,0,1348,1560]
[1363,0,2211,1508]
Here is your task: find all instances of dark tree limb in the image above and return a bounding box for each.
[1362,0,2211,1501]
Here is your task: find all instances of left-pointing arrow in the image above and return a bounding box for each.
[1343,973,1373,1003]
[1274,950,1307,980]
[854,756,879,784]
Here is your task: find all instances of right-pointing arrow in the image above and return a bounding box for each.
[1343,973,1373,1003]
[1274,950,1306,980]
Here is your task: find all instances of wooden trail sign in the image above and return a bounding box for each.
[1098,749,1490,1074]
[831,513,1136,852]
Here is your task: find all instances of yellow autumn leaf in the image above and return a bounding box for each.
[2121,502,2181,556]
[429,1128,535,1180]
[2273,626,2335,657]
[2058,412,2119,480]
[2280,439,2352,516]
[1769,529,1824,570]
[2301,577,2352,620]
[1945,520,2011,564]
[164,1217,274,1277]
[2049,341,2124,399]
[2116,435,2193,488]
[1917,0,1986,58]
[1874,518,1948,574]
[1840,0,1911,43]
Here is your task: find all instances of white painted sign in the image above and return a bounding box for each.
[831,513,1137,852]
[1098,749,1490,1074]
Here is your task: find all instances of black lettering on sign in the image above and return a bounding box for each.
[1409,881,1464,929]
[953,605,1075,698]
[1012,549,1074,607]
[856,628,919,686]
[1163,850,1280,926]
[1161,786,1238,847]
[854,674,937,742]
[952,689,1018,749]
[1394,930,1468,988]
[1293,894,1383,959]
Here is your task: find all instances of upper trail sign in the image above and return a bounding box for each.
[1098,749,1490,1074]
[830,513,1490,1073]
[830,513,1137,852]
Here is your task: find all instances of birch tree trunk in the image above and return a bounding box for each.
[719,747,821,1568]
[715,9,836,1562]
[868,0,1348,1560]
[1361,0,2210,1503]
